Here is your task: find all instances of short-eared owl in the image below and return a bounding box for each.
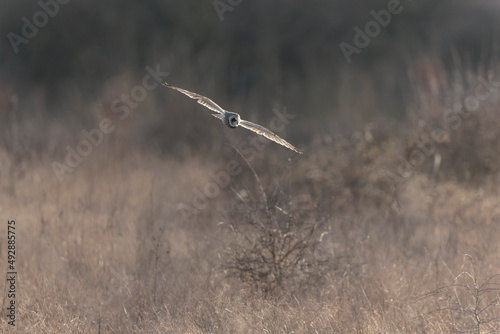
[162,82,303,154]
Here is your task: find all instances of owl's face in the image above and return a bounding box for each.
[225,113,240,128]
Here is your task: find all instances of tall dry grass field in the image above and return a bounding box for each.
[1,1,500,332]
[1,59,500,333]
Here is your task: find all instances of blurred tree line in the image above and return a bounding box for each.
[0,0,498,154]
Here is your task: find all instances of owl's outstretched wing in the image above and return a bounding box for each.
[162,82,226,115]
[239,119,303,154]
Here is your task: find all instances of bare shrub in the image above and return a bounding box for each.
[421,255,500,333]
[220,150,330,297]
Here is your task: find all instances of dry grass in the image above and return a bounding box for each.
[1,60,500,333]
[1,137,500,332]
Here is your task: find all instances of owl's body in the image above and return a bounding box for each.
[162,82,303,154]
[214,112,240,128]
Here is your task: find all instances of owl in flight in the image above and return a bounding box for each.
[162,82,303,154]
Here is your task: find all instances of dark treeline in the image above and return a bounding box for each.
[0,0,498,154]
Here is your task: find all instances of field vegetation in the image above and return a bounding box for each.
[0,0,500,332]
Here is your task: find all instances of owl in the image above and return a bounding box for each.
[163,82,303,154]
